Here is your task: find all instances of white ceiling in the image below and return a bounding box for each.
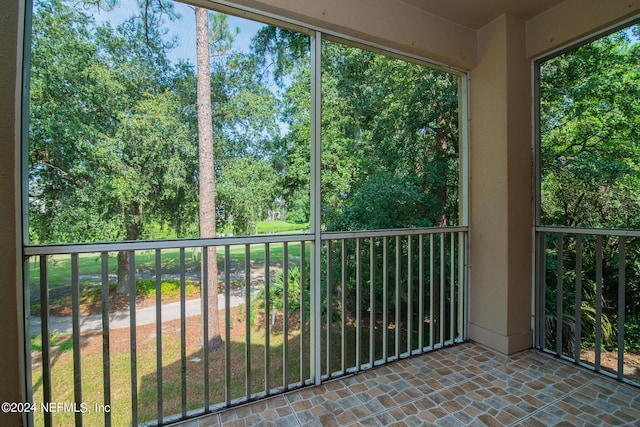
[398,0,567,29]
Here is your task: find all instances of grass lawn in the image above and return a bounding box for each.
[142,220,309,240]
[256,220,309,234]
[28,238,311,311]
[30,303,435,426]
[28,220,309,288]
[31,308,312,426]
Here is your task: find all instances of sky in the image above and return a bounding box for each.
[93,0,267,66]
[68,0,300,137]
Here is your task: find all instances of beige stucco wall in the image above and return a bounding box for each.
[527,0,640,59]
[0,0,25,424]
[468,14,533,354]
[220,0,478,69]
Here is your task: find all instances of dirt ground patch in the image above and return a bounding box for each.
[580,348,640,382]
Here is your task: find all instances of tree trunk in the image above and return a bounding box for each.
[196,7,222,351]
[117,207,140,295]
[436,116,450,227]
[117,251,130,295]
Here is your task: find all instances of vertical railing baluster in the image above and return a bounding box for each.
[326,240,332,376]
[310,30,322,388]
[40,255,52,427]
[245,244,251,400]
[617,237,626,380]
[128,251,138,426]
[356,238,362,370]
[450,233,455,343]
[395,236,401,358]
[574,235,582,364]
[595,235,603,371]
[465,232,470,340]
[429,235,435,349]
[407,235,413,355]
[439,234,445,347]
[71,254,83,427]
[418,234,424,352]
[457,232,464,341]
[369,238,375,366]
[155,249,163,423]
[300,241,306,384]
[224,246,231,406]
[203,247,210,410]
[536,232,547,349]
[556,233,563,356]
[101,252,112,427]
[382,237,388,362]
[341,239,347,373]
[264,243,271,395]
[24,257,33,427]
[180,248,187,417]
[283,242,289,389]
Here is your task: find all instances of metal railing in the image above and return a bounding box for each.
[535,226,640,386]
[320,228,468,379]
[25,226,467,426]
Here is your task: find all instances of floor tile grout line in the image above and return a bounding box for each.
[506,373,600,427]
[435,349,583,427]
[246,346,527,426]
[335,348,634,427]
[337,354,500,425]
[333,345,491,425]
[442,358,518,426]
[329,346,507,425]
[505,351,640,426]
[501,350,640,427]
[274,344,470,425]
[214,345,636,427]
[283,393,304,426]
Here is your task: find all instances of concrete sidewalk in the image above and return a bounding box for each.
[30,288,250,335]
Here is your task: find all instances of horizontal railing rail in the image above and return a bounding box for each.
[320,225,469,240]
[536,225,640,238]
[535,226,640,387]
[23,233,315,256]
[25,226,468,426]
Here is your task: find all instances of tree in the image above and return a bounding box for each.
[29,0,197,268]
[539,26,640,351]
[216,157,279,234]
[253,33,460,232]
[540,28,640,229]
[195,9,240,351]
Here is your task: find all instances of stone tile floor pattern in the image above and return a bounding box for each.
[174,342,640,426]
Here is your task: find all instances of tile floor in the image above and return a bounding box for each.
[173,343,640,426]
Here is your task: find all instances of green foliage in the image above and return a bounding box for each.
[134,279,201,299]
[540,27,640,229]
[540,26,640,353]
[625,316,640,352]
[216,157,279,235]
[263,38,460,232]
[256,220,308,234]
[235,303,257,326]
[261,265,310,318]
[31,333,74,354]
[78,279,199,307]
[29,0,462,243]
[80,282,119,305]
[29,0,198,244]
